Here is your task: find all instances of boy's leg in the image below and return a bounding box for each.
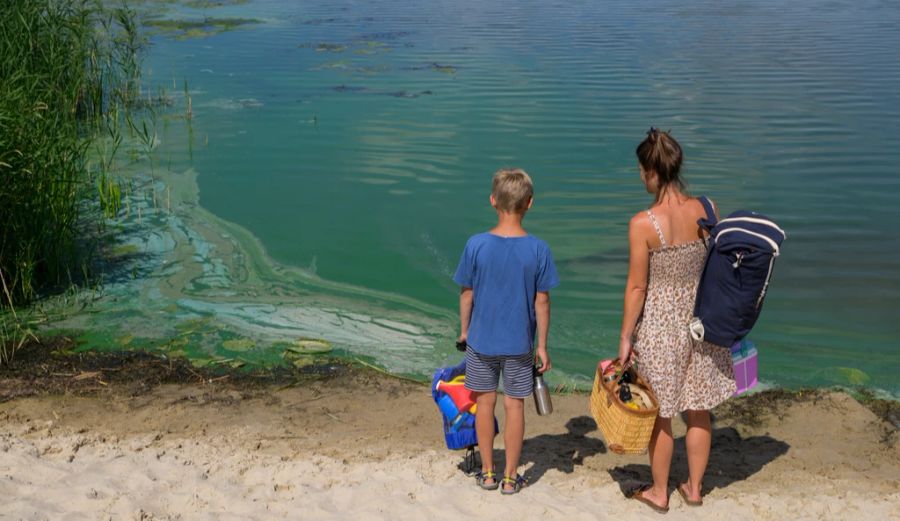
[474,391,498,481]
[502,395,525,481]
[499,351,534,488]
[464,347,501,485]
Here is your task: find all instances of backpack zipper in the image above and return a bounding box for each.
[716,228,781,256]
[716,217,786,239]
[757,256,776,309]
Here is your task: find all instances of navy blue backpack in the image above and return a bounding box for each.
[690,197,786,348]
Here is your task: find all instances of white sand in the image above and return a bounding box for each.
[1,375,898,520]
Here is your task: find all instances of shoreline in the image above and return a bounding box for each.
[1,344,898,520]
[23,122,891,394]
[3,338,898,417]
[3,338,898,414]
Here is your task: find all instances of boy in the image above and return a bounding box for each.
[453,168,559,494]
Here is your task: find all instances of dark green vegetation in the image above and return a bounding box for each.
[182,0,249,8]
[714,387,899,437]
[125,0,258,40]
[853,387,900,431]
[142,16,259,40]
[713,388,828,429]
[0,0,145,363]
[0,336,351,402]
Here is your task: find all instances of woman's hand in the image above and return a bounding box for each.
[618,336,634,367]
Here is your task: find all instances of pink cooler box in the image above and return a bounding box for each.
[731,340,758,396]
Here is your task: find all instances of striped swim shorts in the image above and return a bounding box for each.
[464,346,534,398]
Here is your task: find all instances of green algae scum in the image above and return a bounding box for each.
[7,0,900,395]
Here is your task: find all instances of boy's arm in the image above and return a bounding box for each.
[535,290,551,373]
[458,287,473,343]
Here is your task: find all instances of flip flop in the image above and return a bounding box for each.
[500,474,528,495]
[677,483,703,506]
[628,484,669,514]
[476,471,499,491]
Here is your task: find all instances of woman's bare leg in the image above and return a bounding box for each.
[644,415,673,507]
[682,409,711,501]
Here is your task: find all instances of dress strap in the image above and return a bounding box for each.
[646,210,666,247]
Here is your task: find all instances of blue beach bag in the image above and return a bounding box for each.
[690,197,786,348]
[431,359,498,449]
[431,359,498,474]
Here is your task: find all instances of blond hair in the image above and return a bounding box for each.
[492,168,534,214]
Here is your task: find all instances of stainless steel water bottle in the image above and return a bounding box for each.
[533,366,553,416]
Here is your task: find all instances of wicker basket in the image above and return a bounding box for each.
[589,363,660,455]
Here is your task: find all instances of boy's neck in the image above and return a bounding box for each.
[491,211,528,238]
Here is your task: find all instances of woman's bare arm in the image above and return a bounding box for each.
[619,213,651,363]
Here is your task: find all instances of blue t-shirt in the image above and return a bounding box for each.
[453,232,559,356]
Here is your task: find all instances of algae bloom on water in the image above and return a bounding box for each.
[142,17,260,40]
[282,339,333,369]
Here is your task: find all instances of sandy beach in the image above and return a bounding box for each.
[3,2,900,520]
[1,351,898,521]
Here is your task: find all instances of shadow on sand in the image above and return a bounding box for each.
[608,425,790,496]
[458,416,607,484]
[521,415,608,484]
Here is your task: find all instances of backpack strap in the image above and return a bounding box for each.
[697,196,718,232]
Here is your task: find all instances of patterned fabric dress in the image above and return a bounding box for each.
[634,210,736,418]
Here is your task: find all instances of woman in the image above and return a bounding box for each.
[618,128,736,513]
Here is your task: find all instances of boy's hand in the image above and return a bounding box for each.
[535,346,551,373]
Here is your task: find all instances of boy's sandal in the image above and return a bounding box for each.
[500,474,528,495]
[628,484,669,514]
[476,471,499,491]
[677,483,703,507]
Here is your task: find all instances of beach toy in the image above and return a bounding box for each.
[435,380,475,413]
[437,394,460,420]
[731,339,759,395]
[437,394,476,433]
[450,412,473,433]
[431,359,499,477]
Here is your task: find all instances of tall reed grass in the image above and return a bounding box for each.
[1,0,144,363]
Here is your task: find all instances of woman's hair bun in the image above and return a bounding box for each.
[636,127,684,189]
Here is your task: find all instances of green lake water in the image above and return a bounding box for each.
[56,0,900,394]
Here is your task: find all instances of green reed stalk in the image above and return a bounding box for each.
[1,0,146,363]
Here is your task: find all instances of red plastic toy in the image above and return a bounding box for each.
[435,380,475,413]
